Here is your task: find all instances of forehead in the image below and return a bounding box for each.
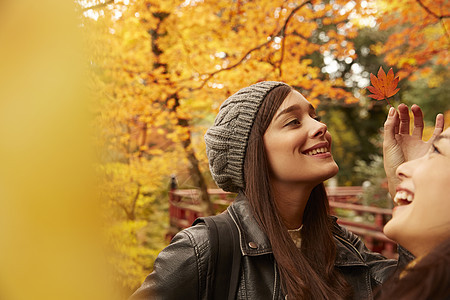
[277,90,312,110]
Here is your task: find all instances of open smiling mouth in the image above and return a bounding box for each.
[302,147,329,156]
[393,190,414,206]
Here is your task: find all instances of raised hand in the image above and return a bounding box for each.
[383,104,444,198]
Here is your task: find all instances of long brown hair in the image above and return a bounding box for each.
[376,237,450,299]
[243,85,350,299]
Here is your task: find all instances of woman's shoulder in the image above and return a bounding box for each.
[329,216,357,242]
[331,218,395,261]
[172,222,211,253]
[129,223,211,299]
[331,216,380,251]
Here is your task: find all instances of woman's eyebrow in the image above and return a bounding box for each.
[274,103,314,121]
[274,104,302,121]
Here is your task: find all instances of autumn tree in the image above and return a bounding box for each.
[374,0,449,80]
[81,0,449,294]
[82,0,372,293]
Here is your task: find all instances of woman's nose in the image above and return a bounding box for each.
[311,119,327,138]
[396,158,418,179]
[396,163,408,180]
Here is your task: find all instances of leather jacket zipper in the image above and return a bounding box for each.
[334,234,364,261]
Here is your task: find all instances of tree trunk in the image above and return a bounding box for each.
[179,118,214,215]
[150,10,213,215]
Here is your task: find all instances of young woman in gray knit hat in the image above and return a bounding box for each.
[131,81,444,299]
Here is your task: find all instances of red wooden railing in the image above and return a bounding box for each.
[168,185,396,258]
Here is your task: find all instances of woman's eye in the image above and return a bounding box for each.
[431,144,440,154]
[313,116,321,122]
[285,119,301,127]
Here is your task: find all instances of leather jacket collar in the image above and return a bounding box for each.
[228,193,273,256]
[227,192,366,267]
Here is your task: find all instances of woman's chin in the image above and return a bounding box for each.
[382,222,396,241]
[316,171,339,186]
[324,164,339,180]
[383,219,407,247]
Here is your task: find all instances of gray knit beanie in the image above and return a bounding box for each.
[204,81,288,192]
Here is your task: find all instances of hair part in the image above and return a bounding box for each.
[243,85,350,299]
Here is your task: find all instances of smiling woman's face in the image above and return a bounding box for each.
[383,128,450,257]
[263,90,339,191]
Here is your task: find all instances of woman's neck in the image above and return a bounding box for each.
[271,182,314,230]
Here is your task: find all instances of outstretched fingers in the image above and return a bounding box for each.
[411,104,424,139]
[430,113,445,142]
[384,107,399,142]
[398,103,410,135]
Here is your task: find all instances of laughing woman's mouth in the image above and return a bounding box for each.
[393,189,414,205]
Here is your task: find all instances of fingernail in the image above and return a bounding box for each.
[389,107,395,116]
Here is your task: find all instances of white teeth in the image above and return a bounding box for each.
[306,147,328,156]
[393,190,414,205]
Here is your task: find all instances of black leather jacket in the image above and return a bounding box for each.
[131,194,413,299]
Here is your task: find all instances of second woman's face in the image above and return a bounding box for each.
[383,128,450,257]
[263,91,339,190]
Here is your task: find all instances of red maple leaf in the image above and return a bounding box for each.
[367,67,400,108]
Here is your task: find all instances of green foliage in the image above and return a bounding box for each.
[403,66,450,125]
[354,155,392,208]
[322,108,360,185]
[320,102,387,186]
[106,221,157,291]
[97,153,182,295]
[315,26,391,186]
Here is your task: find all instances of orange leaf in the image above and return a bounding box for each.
[384,68,400,98]
[366,67,400,107]
[368,74,384,100]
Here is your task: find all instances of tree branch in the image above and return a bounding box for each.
[279,1,312,77]
[110,197,131,220]
[81,0,115,12]
[129,184,141,220]
[109,183,140,221]
[415,0,450,19]
[415,0,450,45]
[441,19,450,44]
[192,41,271,90]
[192,0,312,90]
